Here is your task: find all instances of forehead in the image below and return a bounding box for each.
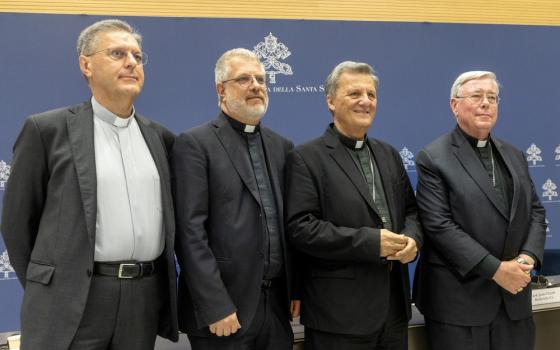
[336,72,376,92]
[226,56,264,76]
[460,78,498,92]
[94,30,140,50]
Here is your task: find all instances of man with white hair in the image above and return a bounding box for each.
[172,48,299,350]
[413,71,547,350]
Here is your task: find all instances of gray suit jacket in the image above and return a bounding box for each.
[1,101,179,349]
[413,127,547,326]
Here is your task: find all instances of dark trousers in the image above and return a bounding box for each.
[68,271,164,350]
[304,266,408,350]
[189,286,293,350]
[425,306,535,350]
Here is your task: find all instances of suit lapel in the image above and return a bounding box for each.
[213,114,260,202]
[451,129,508,219]
[492,138,522,254]
[324,128,380,216]
[67,102,97,246]
[136,116,174,243]
[493,139,520,222]
[136,116,171,187]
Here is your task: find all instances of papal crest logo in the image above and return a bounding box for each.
[0,160,10,190]
[253,33,293,84]
[542,178,558,201]
[0,250,16,280]
[399,147,415,171]
[526,143,543,167]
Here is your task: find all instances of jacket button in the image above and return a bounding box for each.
[86,269,92,277]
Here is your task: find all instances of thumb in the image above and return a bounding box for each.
[519,263,534,271]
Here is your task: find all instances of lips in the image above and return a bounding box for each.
[247,95,264,102]
[119,75,138,81]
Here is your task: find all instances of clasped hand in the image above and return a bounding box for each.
[209,312,241,337]
[380,229,418,264]
[492,255,534,294]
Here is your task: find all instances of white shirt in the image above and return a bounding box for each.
[92,97,164,262]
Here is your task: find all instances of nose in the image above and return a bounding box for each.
[124,52,140,68]
[358,92,372,104]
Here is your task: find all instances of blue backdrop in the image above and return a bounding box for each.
[0,13,559,332]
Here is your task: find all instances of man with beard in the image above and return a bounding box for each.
[172,48,299,350]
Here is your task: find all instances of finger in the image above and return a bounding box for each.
[209,326,216,334]
[399,254,415,264]
[223,327,231,337]
[395,242,412,256]
[216,327,224,337]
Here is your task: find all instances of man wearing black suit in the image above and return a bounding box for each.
[1,19,178,349]
[413,71,547,350]
[172,48,299,350]
[285,61,422,350]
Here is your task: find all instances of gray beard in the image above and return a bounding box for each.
[226,99,268,122]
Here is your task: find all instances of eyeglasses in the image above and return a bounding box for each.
[455,93,500,105]
[222,74,267,87]
[85,47,148,66]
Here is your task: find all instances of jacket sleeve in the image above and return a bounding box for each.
[518,151,547,268]
[1,117,48,287]
[171,131,236,328]
[416,149,494,277]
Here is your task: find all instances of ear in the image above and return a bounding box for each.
[216,83,225,98]
[326,94,335,113]
[79,55,92,79]
[450,98,459,118]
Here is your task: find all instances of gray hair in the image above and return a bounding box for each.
[325,61,379,98]
[215,48,264,84]
[77,19,142,56]
[450,71,500,99]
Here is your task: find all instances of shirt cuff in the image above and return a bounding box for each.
[473,254,501,279]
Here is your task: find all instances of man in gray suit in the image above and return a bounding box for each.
[1,19,178,349]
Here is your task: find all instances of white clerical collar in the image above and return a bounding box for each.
[355,140,364,149]
[91,97,135,128]
[244,124,257,133]
[476,139,488,148]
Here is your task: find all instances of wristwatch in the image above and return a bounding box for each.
[516,257,531,265]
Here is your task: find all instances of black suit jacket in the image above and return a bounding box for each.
[1,101,179,349]
[285,126,422,335]
[172,112,294,337]
[413,127,547,326]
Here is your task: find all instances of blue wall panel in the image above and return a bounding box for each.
[0,13,559,332]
